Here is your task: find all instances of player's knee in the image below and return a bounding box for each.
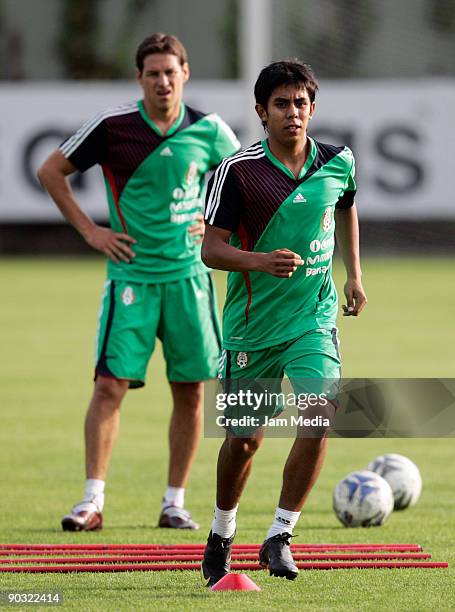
[171,382,203,414]
[302,423,332,441]
[92,376,127,407]
[298,435,329,452]
[229,436,262,458]
[182,396,203,415]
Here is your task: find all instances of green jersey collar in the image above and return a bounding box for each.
[137,100,186,137]
[262,137,317,180]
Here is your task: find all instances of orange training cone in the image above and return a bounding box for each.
[211,573,261,591]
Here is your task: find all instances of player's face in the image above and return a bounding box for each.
[256,84,315,146]
[136,53,189,114]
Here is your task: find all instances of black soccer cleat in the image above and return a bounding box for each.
[201,530,235,587]
[259,532,299,580]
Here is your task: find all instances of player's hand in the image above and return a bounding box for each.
[342,278,367,316]
[84,225,136,263]
[258,248,304,278]
[188,213,205,244]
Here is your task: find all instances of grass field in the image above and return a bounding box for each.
[0,256,454,611]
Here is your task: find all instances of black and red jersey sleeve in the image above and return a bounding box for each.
[59,115,108,172]
[204,166,244,232]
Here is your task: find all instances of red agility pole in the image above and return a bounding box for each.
[0,553,432,564]
[0,543,423,550]
[0,547,425,557]
[0,544,423,554]
[0,561,447,573]
[0,547,424,557]
[0,547,426,558]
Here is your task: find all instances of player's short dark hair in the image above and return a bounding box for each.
[254,60,319,108]
[136,33,188,73]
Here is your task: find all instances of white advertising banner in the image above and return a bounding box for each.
[0,80,453,221]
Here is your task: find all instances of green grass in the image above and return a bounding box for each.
[0,256,454,610]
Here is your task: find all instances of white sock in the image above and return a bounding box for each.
[162,486,185,509]
[266,507,301,539]
[211,504,238,538]
[82,479,105,511]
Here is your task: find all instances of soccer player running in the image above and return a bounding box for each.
[37,33,240,532]
[201,60,367,583]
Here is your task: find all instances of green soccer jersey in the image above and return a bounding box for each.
[60,101,240,282]
[205,138,356,351]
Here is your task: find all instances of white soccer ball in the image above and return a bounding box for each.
[367,453,422,510]
[333,470,394,527]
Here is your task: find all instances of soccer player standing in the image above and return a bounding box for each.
[201,60,367,583]
[37,33,240,531]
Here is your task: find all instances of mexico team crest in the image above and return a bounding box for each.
[236,352,249,369]
[321,207,333,232]
[121,286,135,306]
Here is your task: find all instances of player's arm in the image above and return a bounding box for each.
[204,161,301,277]
[334,203,367,316]
[37,150,136,263]
[202,225,303,278]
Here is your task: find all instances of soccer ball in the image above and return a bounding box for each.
[333,470,394,527]
[367,453,422,510]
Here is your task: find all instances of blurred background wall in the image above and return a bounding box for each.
[1,0,454,252]
[3,0,455,80]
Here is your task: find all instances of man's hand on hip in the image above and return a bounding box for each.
[84,225,136,263]
[188,214,205,245]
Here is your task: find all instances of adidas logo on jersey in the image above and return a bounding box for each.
[293,193,307,203]
[160,146,173,157]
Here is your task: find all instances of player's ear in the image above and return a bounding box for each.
[309,101,316,119]
[135,67,143,85]
[255,103,267,123]
[182,62,190,83]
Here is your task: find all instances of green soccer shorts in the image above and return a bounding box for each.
[95,273,221,388]
[218,328,341,435]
